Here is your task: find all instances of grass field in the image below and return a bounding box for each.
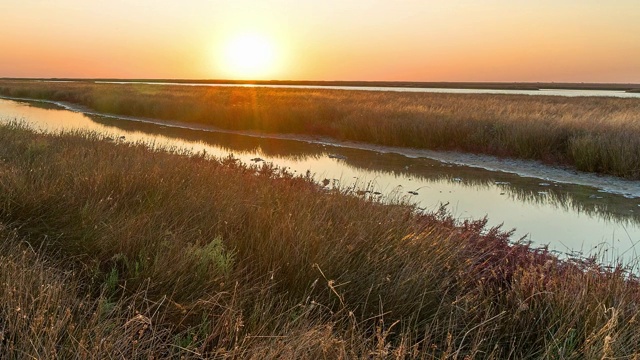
[0,122,639,358]
[1,80,640,179]
[4,78,640,91]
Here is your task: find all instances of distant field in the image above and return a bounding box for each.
[1,122,639,357]
[3,78,640,91]
[2,80,640,178]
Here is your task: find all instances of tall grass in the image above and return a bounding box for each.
[90,114,640,226]
[0,122,639,357]
[1,80,640,178]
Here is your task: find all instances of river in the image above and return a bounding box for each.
[1,97,639,263]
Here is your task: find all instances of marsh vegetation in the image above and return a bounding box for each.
[1,123,640,358]
[2,80,640,178]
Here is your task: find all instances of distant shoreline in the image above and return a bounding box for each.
[2,77,640,92]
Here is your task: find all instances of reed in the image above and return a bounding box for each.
[0,122,639,358]
[1,80,640,178]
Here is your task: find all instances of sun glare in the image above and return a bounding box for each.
[220,33,279,79]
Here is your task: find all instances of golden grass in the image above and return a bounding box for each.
[0,122,639,358]
[1,80,640,178]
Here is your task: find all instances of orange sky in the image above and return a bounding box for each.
[1,0,639,82]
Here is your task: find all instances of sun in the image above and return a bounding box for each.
[220,33,279,79]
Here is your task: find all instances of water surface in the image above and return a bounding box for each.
[1,98,639,262]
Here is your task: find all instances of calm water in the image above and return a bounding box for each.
[93,81,640,98]
[1,98,639,262]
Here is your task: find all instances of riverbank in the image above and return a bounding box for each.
[2,80,640,179]
[0,122,639,358]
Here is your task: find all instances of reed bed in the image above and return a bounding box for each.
[1,80,640,178]
[0,122,639,358]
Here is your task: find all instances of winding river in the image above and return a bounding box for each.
[1,97,639,264]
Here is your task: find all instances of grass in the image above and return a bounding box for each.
[1,80,640,179]
[89,113,640,226]
[4,78,640,91]
[1,122,640,358]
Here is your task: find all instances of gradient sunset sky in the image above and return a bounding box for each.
[1,0,639,82]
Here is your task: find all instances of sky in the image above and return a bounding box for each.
[1,0,639,82]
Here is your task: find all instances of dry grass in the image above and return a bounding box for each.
[1,80,640,178]
[0,122,640,358]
